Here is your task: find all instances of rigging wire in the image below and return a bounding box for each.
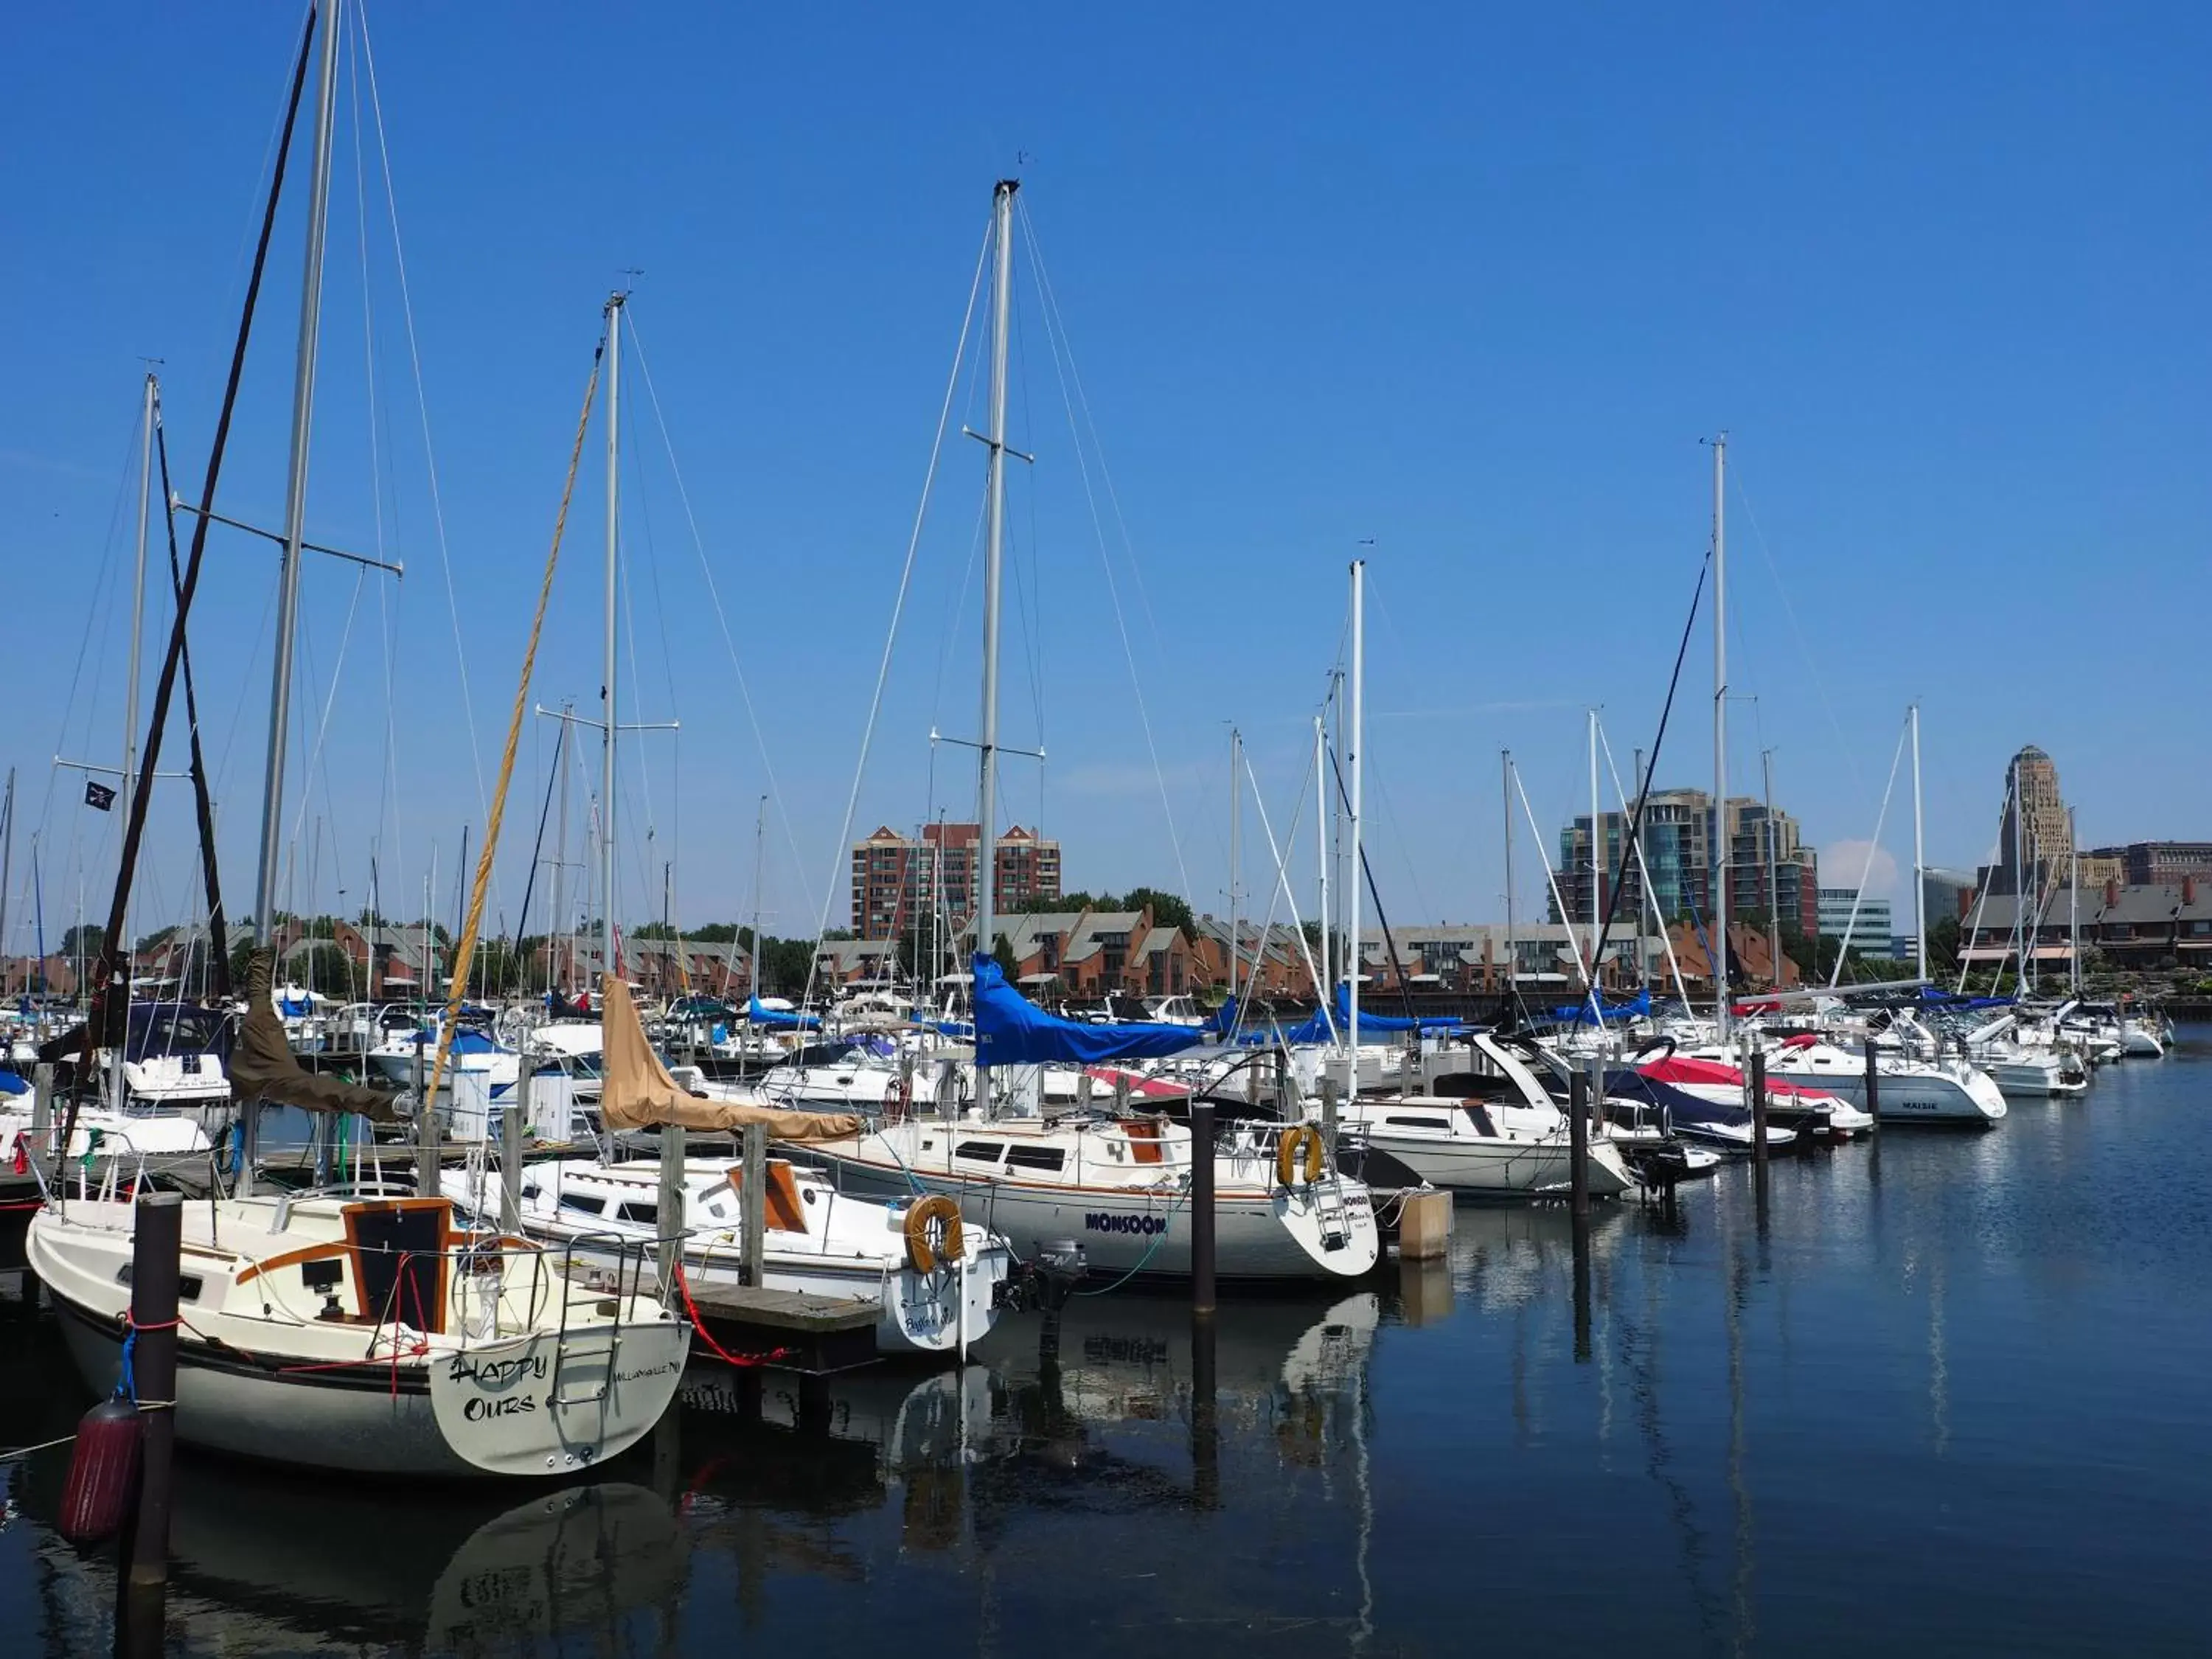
[623,311,825,934]
[1017,202,1193,911]
[794,212,995,1018]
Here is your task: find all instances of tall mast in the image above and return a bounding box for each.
[974,180,1017,1002]
[1910,703,1926,984]
[118,372,156,1021]
[1763,748,1781,989]
[1501,751,1514,997]
[749,793,767,999]
[251,0,342,946]
[1314,715,1329,1002]
[601,292,624,983]
[2068,807,2080,996]
[1345,560,1363,1095]
[1227,726,1241,1006]
[1711,432,1730,1034]
[1587,708,1600,1006]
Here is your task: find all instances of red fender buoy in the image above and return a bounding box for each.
[57,1397,142,1545]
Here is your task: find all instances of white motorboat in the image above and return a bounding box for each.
[1761,1034,2008,1124]
[1958,1014,2089,1097]
[2121,1018,2167,1058]
[798,1110,1380,1283]
[30,1189,687,1478]
[445,1154,1010,1357]
[1335,1034,1636,1197]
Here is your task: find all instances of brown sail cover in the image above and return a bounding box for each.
[230,950,400,1122]
[599,976,862,1140]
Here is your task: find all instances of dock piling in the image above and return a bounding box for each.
[740,1121,767,1288]
[1747,1041,1770,1170]
[126,1192,181,1592]
[1863,1038,1882,1129]
[1190,1101,1216,1318]
[411,1040,437,1196]
[501,1051,526,1232]
[657,1122,686,1295]
[32,1060,51,1152]
[1568,1068,1590,1221]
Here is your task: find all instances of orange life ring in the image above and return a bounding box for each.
[903,1194,965,1274]
[1276,1123,1326,1188]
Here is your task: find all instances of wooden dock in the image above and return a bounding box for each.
[681,1284,880,1374]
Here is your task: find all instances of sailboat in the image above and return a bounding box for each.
[795,181,1380,1285]
[33,0,689,1477]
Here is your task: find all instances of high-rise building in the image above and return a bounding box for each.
[1992,745,2072,897]
[1818,888,1893,956]
[849,823,1062,940]
[1552,789,1818,939]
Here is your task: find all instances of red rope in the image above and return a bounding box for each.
[121,1313,183,1332]
[670,1261,788,1369]
[0,1198,47,1211]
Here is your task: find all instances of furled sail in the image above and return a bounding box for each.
[229,950,399,1121]
[600,976,860,1138]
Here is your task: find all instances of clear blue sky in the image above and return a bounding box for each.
[4,2,2206,952]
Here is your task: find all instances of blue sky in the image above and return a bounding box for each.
[4,2,2206,952]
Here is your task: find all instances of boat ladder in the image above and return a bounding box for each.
[1313,1176,1352,1252]
[547,1232,630,1407]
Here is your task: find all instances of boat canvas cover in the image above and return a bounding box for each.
[972,954,1208,1066]
[600,977,860,1139]
[230,950,400,1121]
[746,996,820,1030]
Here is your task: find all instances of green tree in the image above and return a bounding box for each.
[1124,886,1197,941]
[61,923,105,961]
[991,934,1018,977]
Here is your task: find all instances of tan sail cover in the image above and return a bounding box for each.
[231,950,400,1122]
[599,976,862,1140]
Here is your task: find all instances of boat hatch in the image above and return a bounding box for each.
[1005,1146,1065,1172]
[116,1262,205,1302]
[560,1192,605,1218]
[954,1141,1006,1163]
[616,1202,658,1225]
[1383,1114,1452,1132]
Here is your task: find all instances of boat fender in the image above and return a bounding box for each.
[58,1397,142,1546]
[1276,1123,1325,1188]
[904,1194,964,1274]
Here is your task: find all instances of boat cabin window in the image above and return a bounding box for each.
[1004,1146,1066,1172]
[560,1192,606,1217]
[617,1201,658,1225]
[953,1141,1006,1163]
[1385,1115,1452,1131]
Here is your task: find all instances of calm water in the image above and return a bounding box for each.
[4,1033,2209,1656]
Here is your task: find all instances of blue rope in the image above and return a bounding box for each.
[116,1328,138,1406]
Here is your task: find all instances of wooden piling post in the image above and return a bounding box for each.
[502,1051,527,1231]
[1190,1102,1217,1318]
[1749,1043,1769,1169]
[32,1060,52,1153]
[1568,1068,1590,1220]
[126,1192,182,1590]
[656,1122,686,1295]
[1863,1037,1882,1130]
[412,1039,437,1196]
[740,1121,767,1288]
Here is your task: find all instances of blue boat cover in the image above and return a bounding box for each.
[747,996,821,1031]
[1327,985,1461,1034]
[278,995,311,1018]
[1550,988,1652,1024]
[973,954,1208,1067]
[0,1068,27,1096]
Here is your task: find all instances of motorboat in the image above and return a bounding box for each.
[1760,1032,2007,1124]
[1956,1013,2090,1097]
[1336,1034,1635,1198]
[31,1189,686,1477]
[1659,1042,1874,1135]
[99,999,237,1132]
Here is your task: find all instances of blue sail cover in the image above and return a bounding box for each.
[1550,988,1652,1025]
[1329,985,1461,1034]
[973,954,1208,1066]
[747,996,821,1031]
